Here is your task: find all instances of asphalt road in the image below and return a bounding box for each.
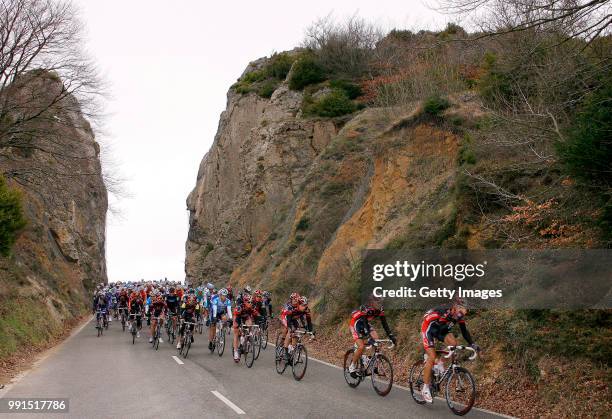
[0,318,508,419]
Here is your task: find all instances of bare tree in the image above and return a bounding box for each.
[303,14,384,77]
[0,0,108,205]
[437,0,612,47]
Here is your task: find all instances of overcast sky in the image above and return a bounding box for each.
[73,0,449,282]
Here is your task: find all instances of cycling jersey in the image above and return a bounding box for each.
[165,294,180,314]
[150,299,167,317]
[349,306,392,341]
[210,295,232,320]
[280,301,312,331]
[421,305,473,349]
[180,298,200,320]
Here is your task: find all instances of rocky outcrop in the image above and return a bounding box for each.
[185,56,468,311]
[0,71,107,320]
[186,70,336,284]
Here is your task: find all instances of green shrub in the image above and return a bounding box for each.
[329,79,362,99]
[423,94,451,116]
[296,217,310,231]
[558,78,612,186]
[257,79,278,98]
[242,69,267,83]
[0,175,27,256]
[304,90,357,117]
[289,55,326,90]
[266,53,294,79]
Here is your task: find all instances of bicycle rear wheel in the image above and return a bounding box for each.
[408,360,427,404]
[244,337,255,368]
[275,333,287,374]
[217,327,226,356]
[262,323,268,349]
[445,366,476,415]
[253,331,262,360]
[371,354,394,396]
[132,328,136,345]
[183,338,191,358]
[291,345,308,381]
[343,349,362,388]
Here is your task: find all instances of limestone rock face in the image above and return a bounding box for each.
[186,64,336,283]
[0,71,108,315]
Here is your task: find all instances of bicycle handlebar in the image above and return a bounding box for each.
[444,345,478,360]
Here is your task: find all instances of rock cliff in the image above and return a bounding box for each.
[0,71,107,360]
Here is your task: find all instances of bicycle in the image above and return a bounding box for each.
[178,321,196,358]
[151,316,163,350]
[214,320,229,357]
[197,313,204,335]
[343,339,395,396]
[95,310,105,337]
[258,316,270,350]
[118,307,128,332]
[408,345,478,416]
[166,312,178,344]
[275,329,314,381]
[237,324,259,368]
[129,313,141,345]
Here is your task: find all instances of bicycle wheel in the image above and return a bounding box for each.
[291,344,308,381]
[343,349,362,388]
[183,336,191,358]
[244,336,255,368]
[198,320,203,334]
[445,366,476,416]
[132,328,136,345]
[262,323,269,350]
[97,324,102,337]
[371,354,393,396]
[253,330,262,360]
[275,333,287,374]
[408,360,427,404]
[121,317,126,332]
[217,326,226,357]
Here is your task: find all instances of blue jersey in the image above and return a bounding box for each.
[211,295,232,319]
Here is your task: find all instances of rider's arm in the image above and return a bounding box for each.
[458,320,474,345]
[379,315,396,344]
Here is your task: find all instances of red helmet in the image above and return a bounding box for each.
[290,292,300,300]
[254,289,262,298]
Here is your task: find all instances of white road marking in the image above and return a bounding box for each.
[211,390,246,415]
[172,356,184,365]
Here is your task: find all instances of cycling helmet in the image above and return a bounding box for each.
[243,285,252,294]
[207,283,215,290]
[254,289,262,298]
[219,288,228,296]
[263,291,271,298]
[188,288,195,294]
[290,292,300,300]
[361,305,379,317]
[299,296,308,305]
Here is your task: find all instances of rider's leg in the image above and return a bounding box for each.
[351,338,365,365]
[208,313,216,348]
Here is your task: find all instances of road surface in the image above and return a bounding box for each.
[0,319,509,419]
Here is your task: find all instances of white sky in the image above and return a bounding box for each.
[73,0,448,282]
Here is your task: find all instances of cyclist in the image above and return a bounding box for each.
[208,288,232,350]
[128,290,145,338]
[232,294,260,362]
[117,288,129,322]
[148,292,167,343]
[176,290,200,350]
[262,291,273,318]
[280,293,314,361]
[165,287,180,335]
[348,302,397,378]
[420,298,479,403]
[236,285,252,306]
[93,291,109,328]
